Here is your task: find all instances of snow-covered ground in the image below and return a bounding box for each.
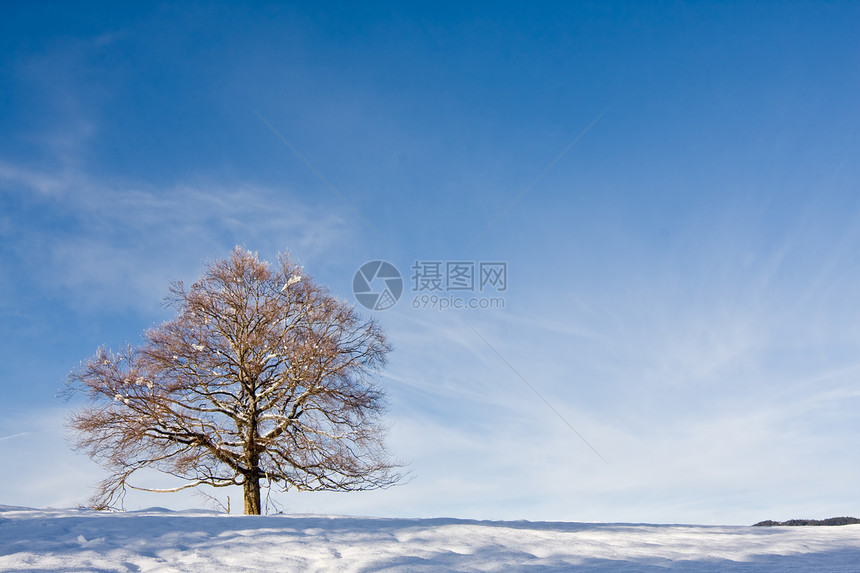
[2,506,860,572]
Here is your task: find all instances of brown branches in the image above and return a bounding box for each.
[67,247,402,514]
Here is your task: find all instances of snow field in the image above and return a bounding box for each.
[2,506,860,571]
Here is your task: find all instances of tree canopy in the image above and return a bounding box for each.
[67,247,401,514]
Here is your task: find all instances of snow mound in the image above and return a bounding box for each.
[1,507,859,571]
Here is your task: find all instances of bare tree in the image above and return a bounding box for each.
[67,247,401,514]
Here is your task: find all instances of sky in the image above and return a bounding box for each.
[1,1,860,525]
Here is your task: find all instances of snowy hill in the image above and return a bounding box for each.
[2,505,860,571]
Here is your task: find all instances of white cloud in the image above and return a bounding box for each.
[0,162,78,196]
[0,162,352,311]
[0,408,102,509]
[364,249,860,524]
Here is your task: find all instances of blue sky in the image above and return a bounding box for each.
[2,1,860,524]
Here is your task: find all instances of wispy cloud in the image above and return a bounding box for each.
[0,162,78,196]
[0,161,353,311]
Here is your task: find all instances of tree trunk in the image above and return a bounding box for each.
[243,477,261,515]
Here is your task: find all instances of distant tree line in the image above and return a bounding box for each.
[753,517,860,526]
